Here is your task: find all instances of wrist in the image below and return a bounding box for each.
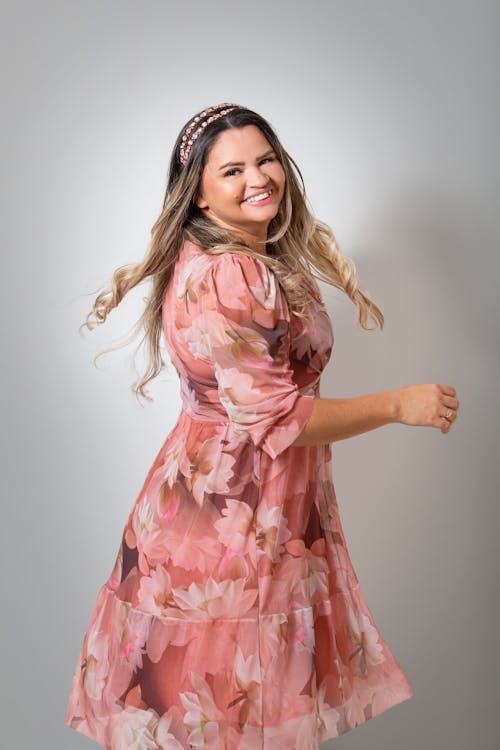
[385,389,402,423]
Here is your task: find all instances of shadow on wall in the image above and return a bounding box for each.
[338,181,499,381]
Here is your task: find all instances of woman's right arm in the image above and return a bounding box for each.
[290,384,459,447]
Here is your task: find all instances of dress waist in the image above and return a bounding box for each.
[181,403,229,423]
[180,378,228,423]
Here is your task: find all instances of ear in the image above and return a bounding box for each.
[195,192,208,209]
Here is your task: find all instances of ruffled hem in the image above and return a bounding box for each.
[66,692,413,750]
[65,582,414,749]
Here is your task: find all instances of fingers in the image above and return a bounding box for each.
[441,394,459,425]
[440,417,451,434]
[439,406,458,433]
[439,384,457,397]
[442,395,459,410]
[437,386,459,434]
[441,409,457,424]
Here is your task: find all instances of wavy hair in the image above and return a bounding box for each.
[80,104,384,402]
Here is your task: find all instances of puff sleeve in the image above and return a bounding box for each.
[201,252,316,459]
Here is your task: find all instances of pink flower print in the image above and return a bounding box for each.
[255,501,292,562]
[278,539,330,603]
[293,305,332,373]
[126,497,162,575]
[315,680,341,742]
[161,499,223,575]
[82,629,109,701]
[236,725,267,750]
[157,482,181,524]
[214,367,264,426]
[117,606,150,672]
[222,328,271,370]
[177,253,214,306]
[118,626,139,660]
[109,704,185,750]
[162,433,185,487]
[179,379,201,415]
[137,564,174,616]
[341,689,368,730]
[346,606,386,676]
[170,577,258,620]
[315,446,333,479]
[169,530,222,575]
[156,706,187,749]
[180,671,227,749]
[123,682,147,709]
[315,481,338,533]
[279,610,315,653]
[213,498,255,553]
[134,503,222,578]
[217,548,251,580]
[143,466,181,525]
[261,708,317,750]
[229,646,261,728]
[328,535,360,593]
[181,313,215,361]
[291,712,319,750]
[107,543,123,591]
[292,323,315,363]
[188,437,236,507]
[208,255,281,319]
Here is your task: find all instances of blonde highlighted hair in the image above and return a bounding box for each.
[81,104,384,402]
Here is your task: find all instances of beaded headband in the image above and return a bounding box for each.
[179,102,241,166]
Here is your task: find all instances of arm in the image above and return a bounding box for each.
[291,382,460,446]
[197,253,459,450]
[199,252,317,459]
[290,390,398,446]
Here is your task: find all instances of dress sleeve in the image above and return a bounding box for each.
[200,252,316,459]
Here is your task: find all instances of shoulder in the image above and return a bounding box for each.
[175,243,288,324]
[202,251,287,327]
[210,250,274,289]
[207,251,280,310]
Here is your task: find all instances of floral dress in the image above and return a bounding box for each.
[65,238,413,750]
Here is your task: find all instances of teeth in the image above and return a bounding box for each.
[246,191,271,203]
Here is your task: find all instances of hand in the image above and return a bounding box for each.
[394,384,459,434]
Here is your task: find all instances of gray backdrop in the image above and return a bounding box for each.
[2,1,499,749]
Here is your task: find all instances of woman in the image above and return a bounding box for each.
[65,102,459,750]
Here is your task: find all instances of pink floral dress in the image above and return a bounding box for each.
[65,238,413,749]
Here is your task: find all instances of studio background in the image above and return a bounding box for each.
[1,1,498,749]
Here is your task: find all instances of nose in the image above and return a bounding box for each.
[247,165,271,187]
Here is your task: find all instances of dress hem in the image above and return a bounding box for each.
[65,688,413,750]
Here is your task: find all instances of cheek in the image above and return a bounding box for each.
[229,187,245,206]
[271,163,286,189]
[217,183,241,206]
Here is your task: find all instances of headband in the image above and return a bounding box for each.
[179,102,241,166]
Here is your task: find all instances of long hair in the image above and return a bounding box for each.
[80,103,384,402]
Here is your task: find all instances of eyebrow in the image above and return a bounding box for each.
[218,148,276,171]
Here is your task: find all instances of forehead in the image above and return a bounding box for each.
[207,124,271,162]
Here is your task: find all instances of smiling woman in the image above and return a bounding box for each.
[194,126,286,255]
[65,101,458,750]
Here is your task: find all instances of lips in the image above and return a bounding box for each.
[243,189,272,202]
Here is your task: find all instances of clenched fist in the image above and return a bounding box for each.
[394,384,459,434]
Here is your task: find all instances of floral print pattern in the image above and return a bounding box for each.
[65,239,413,749]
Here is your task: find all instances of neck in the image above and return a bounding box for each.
[234,230,268,255]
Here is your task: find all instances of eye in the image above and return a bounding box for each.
[224,156,276,177]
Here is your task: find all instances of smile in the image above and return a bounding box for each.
[244,190,273,204]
